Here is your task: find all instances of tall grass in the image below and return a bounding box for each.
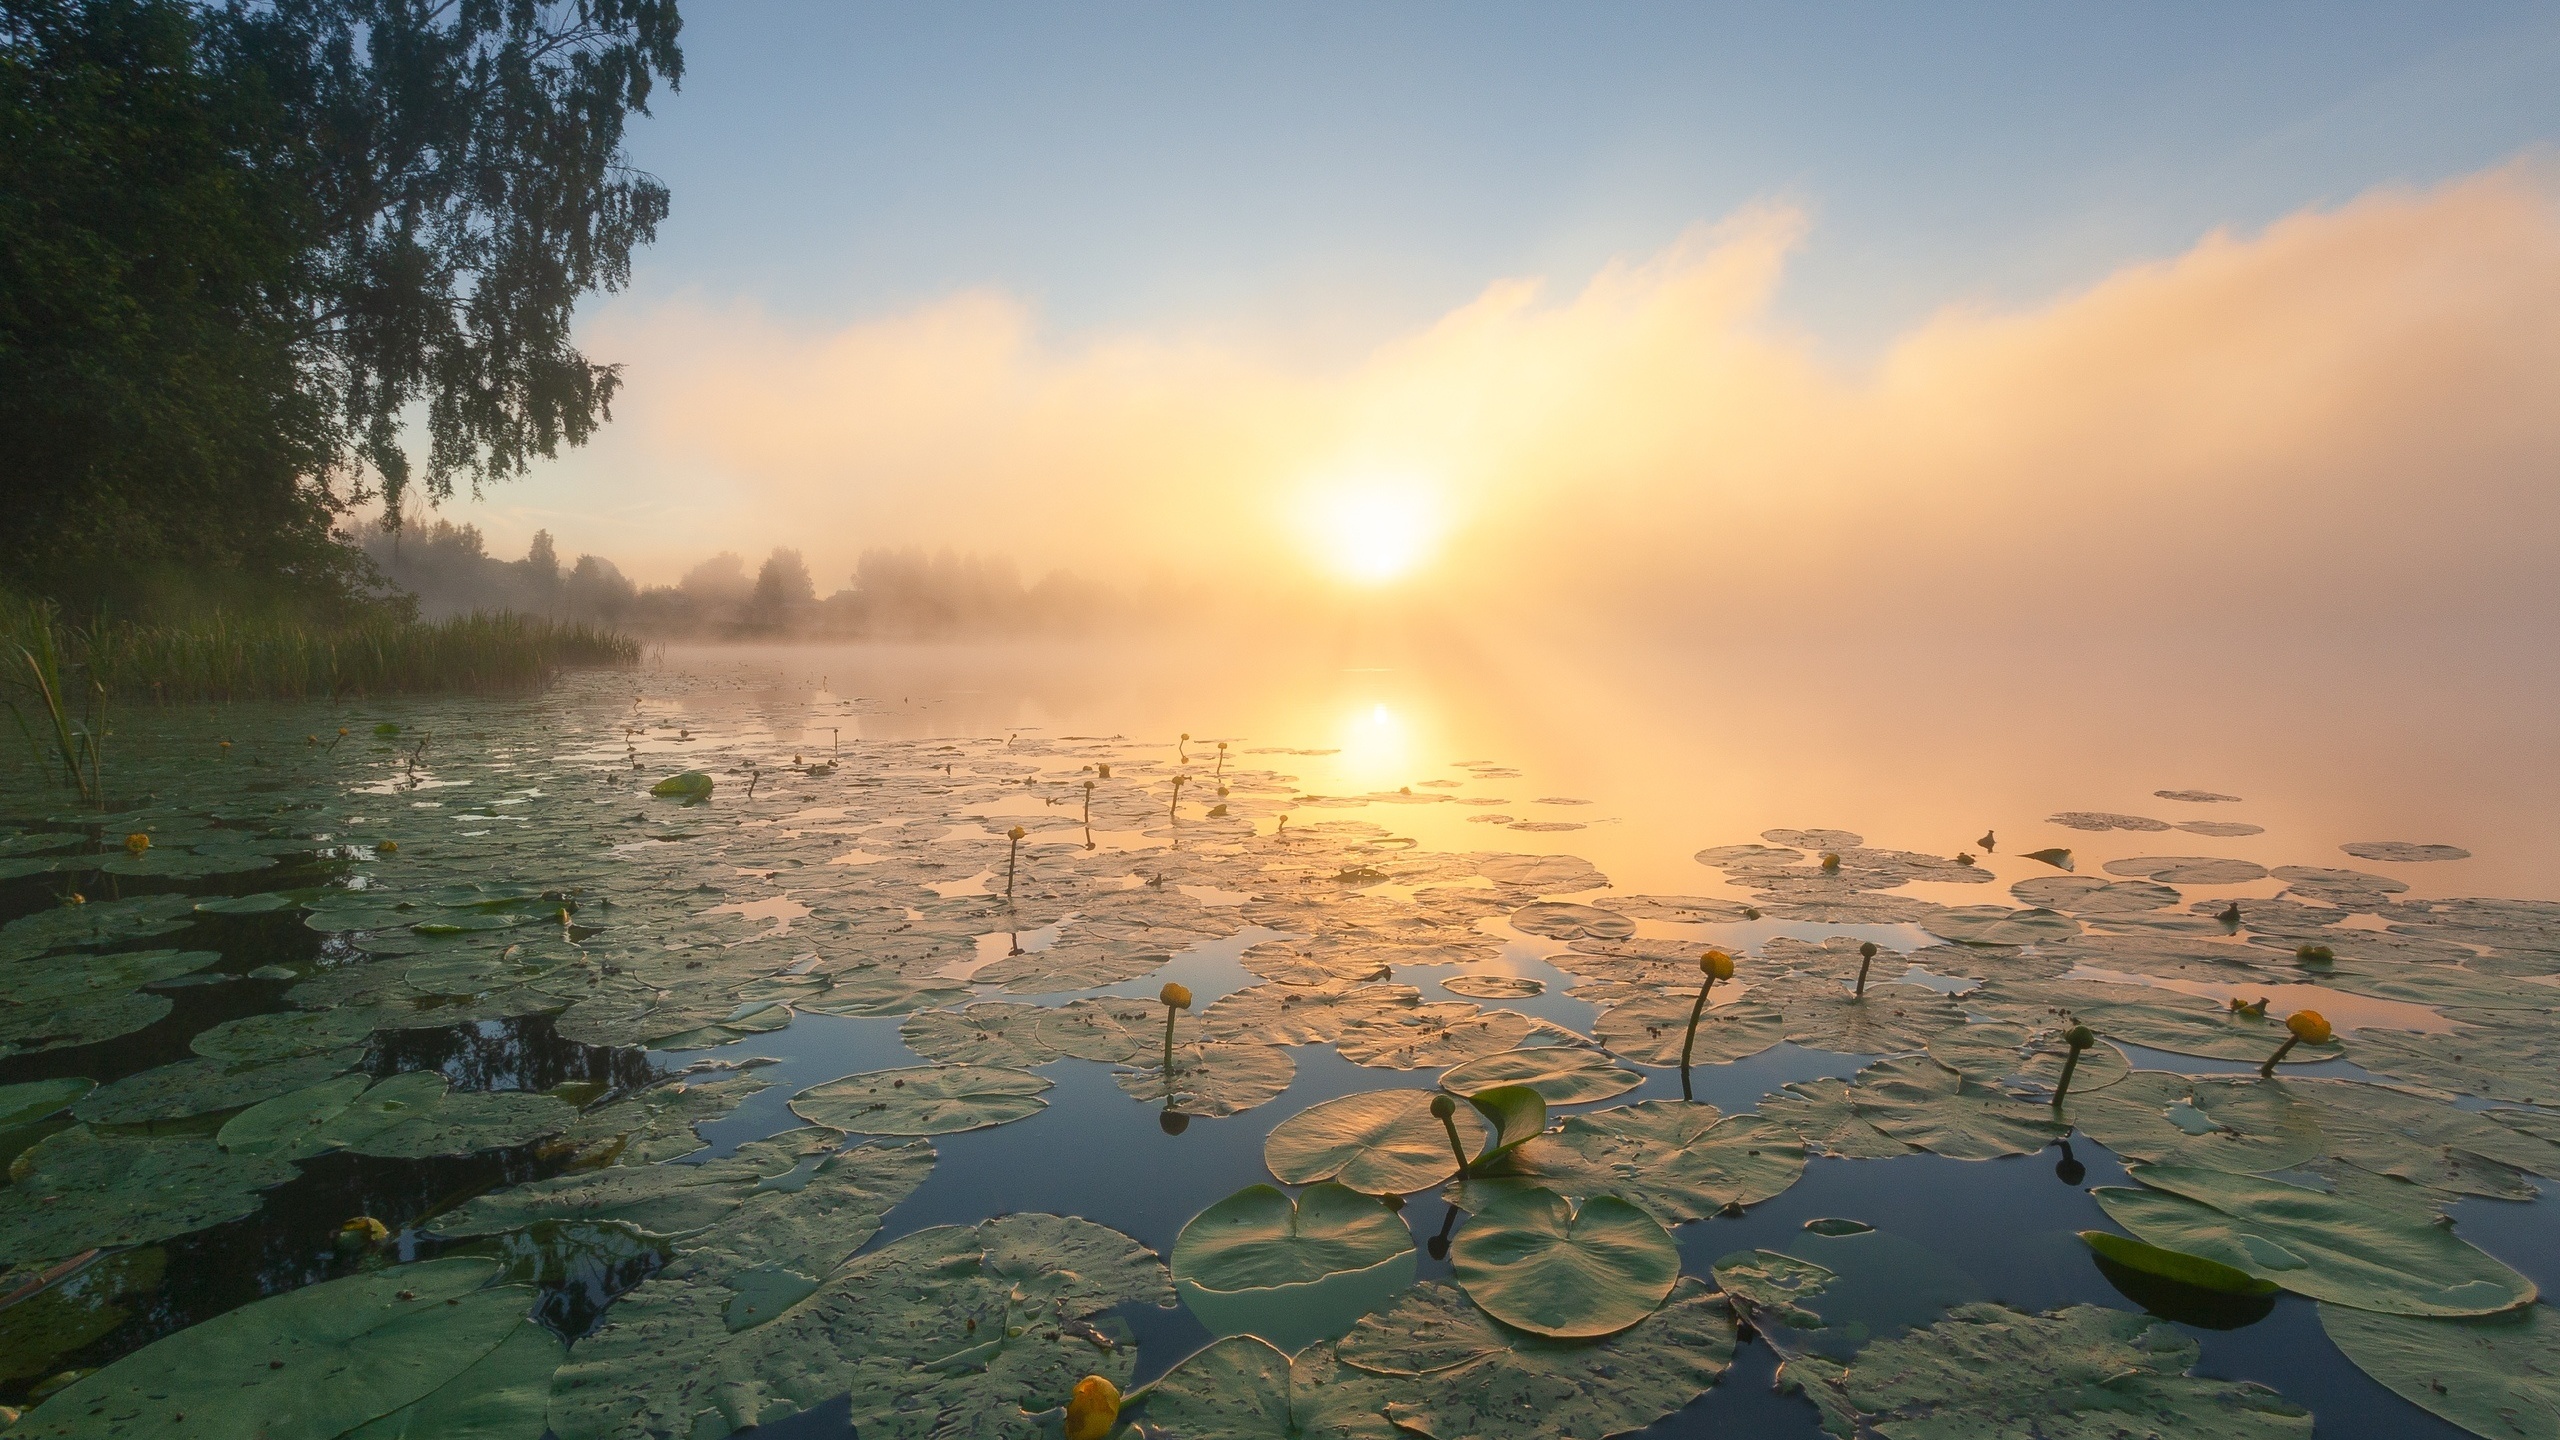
[1,594,638,705]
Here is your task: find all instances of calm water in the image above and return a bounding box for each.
[2,630,2553,1438]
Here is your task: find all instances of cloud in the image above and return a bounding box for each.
[537,158,2560,639]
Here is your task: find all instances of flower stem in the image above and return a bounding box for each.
[2259,1035,2299,1079]
[1438,1110,1471,1178]
[2050,1048,2082,1108]
[1679,975,1717,1100]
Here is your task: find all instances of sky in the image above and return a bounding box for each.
[452,3,2560,627]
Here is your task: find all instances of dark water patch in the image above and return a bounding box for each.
[371,1012,657,1096]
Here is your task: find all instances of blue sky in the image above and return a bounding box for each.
[617,2,2560,358]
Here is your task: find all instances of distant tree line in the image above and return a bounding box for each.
[1,0,681,616]
[357,522,1141,639]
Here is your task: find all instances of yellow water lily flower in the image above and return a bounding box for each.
[2286,1010,2333,1045]
[1160,982,1193,1011]
[122,833,150,855]
[379,840,399,853]
[1700,949,1735,980]
[338,1216,391,1246]
[1064,1375,1120,1440]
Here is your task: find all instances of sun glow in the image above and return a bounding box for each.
[1306,481,1441,585]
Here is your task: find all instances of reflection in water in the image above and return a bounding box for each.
[369,1013,657,1095]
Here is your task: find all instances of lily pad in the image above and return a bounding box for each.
[1594,994,1785,1067]
[1134,1334,1401,1439]
[1266,1089,1482,1195]
[218,1071,572,1160]
[72,1049,364,1124]
[897,1002,1058,1067]
[1849,1056,2068,1160]
[1116,1041,1295,1117]
[789,1064,1050,1135]
[1199,981,1422,1047]
[1332,1278,1735,1440]
[1448,1186,1679,1339]
[1172,1183,1418,1350]
[1442,973,1545,1000]
[1440,1046,1642,1105]
[2078,1231,2278,1295]
[2103,856,2270,885]
[1758,1077,1915,1160]
[1509,902,1635,942]
[2092,1164,2536,1316]
[1497,1101,1805,1223]
[2343,841,2471,863]
[16,1258,534,1440]
[434,1129,843,1240]
[1922,906,2081,947]
[650,771,716,800]
[0,1126,297,1262]
[2319,1301,2560,1440]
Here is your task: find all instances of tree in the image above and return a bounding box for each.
[747,546,812,629]
[0,0,682,613]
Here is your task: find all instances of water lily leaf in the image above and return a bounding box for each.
[1850,1056,2068,1160]
[0,990,171,1055]
[342,1321,566,1440]
[1805,1217,1874,1237]
[2201,1077,2544,1201]
[1266,1089,1482,1194]
[1763,974,1967,1057]
[2022,847,2074,870]
[2048,811,2173,832]
[1035,994,1163,1060]
[1922,907,2081,947]
[650,770,715,799]
[2319,1301,2560,1440]
[1498,1101,1803,1223]
[1442,973,1544,999]
[795,967,968,1018]
[0,893,195,963]
[1132,1334,1401,1440]
[2103,855,2270,885]
[1333,1278,1735,1440]
[1338,1003,1545,1069]
[1713,1247,1840,1329]
[1172,1183,1418,1350]
[71,1049,363,1125]
[2349,1020,2560,1106]
[1758,1077,1915,1160]
[1785,1302,2311,1440]
[0,1126,296,1262]
[1464,1084,1548,1170]
[192,1005,391,1062]
[434,1129,841,1240]
[897,1001,1055,1067]
[1449,1186,1679,1339]
[549,1213,1165,1440]
[2343,841,2471,863]
[1440,1046,1641,1105]
[16,1258,532,1440]
[2079,1231,2277,1295]
[560,1070,770,1166]
[660,1138,937,1299]
[2093,1164,2536,1316]
[1116,1041,1295,1118]
[789,1064,1050,1135]
[1509,902,1635,942]
[0,947,219,1008]
[2009,876,2181,916]
[2060,1073,2325,1174]
[1199,980,1421,1046]
[1593,995,1784,1067]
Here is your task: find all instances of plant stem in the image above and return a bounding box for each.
[1438,1109,1471,1178]
[2051,1047,2083,1108]
[1679,975,1717,1101]
[2259,1036,2299,1079]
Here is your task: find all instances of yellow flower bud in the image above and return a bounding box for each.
[1064,1374,1120,1440]
[338,1216,390,1246]
[1819,852,1841,871]
[1429,1093,1457,1120]
[1009,826,1026,840]
[1160,982,1192,1010]
[379,840,398,853]
[2285,1010,2333,1045]
[1700,949,1735,980]
[123,833,151,855]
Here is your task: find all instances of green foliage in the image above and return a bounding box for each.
[0,0,680,613]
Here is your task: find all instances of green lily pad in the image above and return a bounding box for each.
[342,1321,567,1440]
[1115,1040,1296,1118]
[1338,1003,1545,1069]
[1038,995,1169,1060]
[1757,1077,1915,1160]
[1132,1334,1401,1440]
[650,771,716,800]
[2079,1231,2278,1295]
[1448,1185,1679,1339]
[2104,855,2270,885]
[17,1258,534,1440]
[1440,1046,1642,1105]
[1784,1302,2311,1440]
[789,1064,1050,1136]
[1464,1085,1548,1170]
[219,1072,572,1160]
[0,1078,92,1131]
[1172,1183,1418,1350]
[433,1129,842,1240]
[1713,1247,1843,1330]
[1442,973,1544,1000]
[2319,1301,2560,1440]
[898,1002,1058,1068]
[1332,1278,1736,1440]
[557,1069,772,1166]
[0,1126,297,1262]
[2092,1164,2537,1316]
[1923,907,2081,947]
[1266,1089,1482,1195]
[549,1213,1166,1440]
[72,1049,364,1124]
[1509,902,1635,942]
[2022,847,2074,870]
[1495,1101,1805,1223]
[1198,980,1422,1047]
[1849,1056,2068,1160]
[795,967,968,1018]
[1593,995,1785,1067]
[2060,1073,2326,1174]
[2350,1020,2560,1106]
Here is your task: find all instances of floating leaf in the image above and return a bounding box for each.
[2093,1164,2536,1316]
[1496,1101,1804,1223]
[2079,1231,2277,1295]
[1923,906,2081,947]
[2022,848,2074,870]
[1116,1041,1295,1117]
[1266,1089,1481,1194]
[1133,1334,1401,1439]
[1508,902,1635,942]
[0,1126,296,1262]
[1593,995,1784,1067]
[2060,1073,2325,1174]
[789,1064,1050,1136]
[1448,1186,1679,1339]
[2319,1301,2560,1440]
[71,1049,363,1125]
[2103,855,2270,885]
[1199,981,1422,1046]
[1442,973,1544,999]
[2343,841,2471,863]
[650,771,716,799]
[1758,1078,1915,1160]
[1337,1003,1545,1070]
[1784,1302,2311,1440]
[1333,1278,1735,1440]
[434,1129,842,1240]
[16,1259,532,1440]
[2049,811,2172,833]
[1849,1056,2068,1160]
[1440,1046,1641,1105]
[1464,1084,1548,1170]
[795,968,967,1018]
[1172,1183,1417,1350]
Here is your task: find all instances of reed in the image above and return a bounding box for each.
[1,595,637,705]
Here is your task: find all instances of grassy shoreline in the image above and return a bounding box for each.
[3,595,638,705]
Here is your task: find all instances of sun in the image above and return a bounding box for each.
[1306,481,1441,585]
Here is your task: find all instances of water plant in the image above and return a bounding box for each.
[1064,1374,1120,1440]
[1430,1092,1471,1177]
[1680,948,1737,1098]
[1169,772,1187,822]
[3,607,107,806]
[1161,981,1193,1076]
[1005,825,1026,899]
[1853,939,1878,998]
[2260,1010,2333,1077]
[2050,1023,2098,1107]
